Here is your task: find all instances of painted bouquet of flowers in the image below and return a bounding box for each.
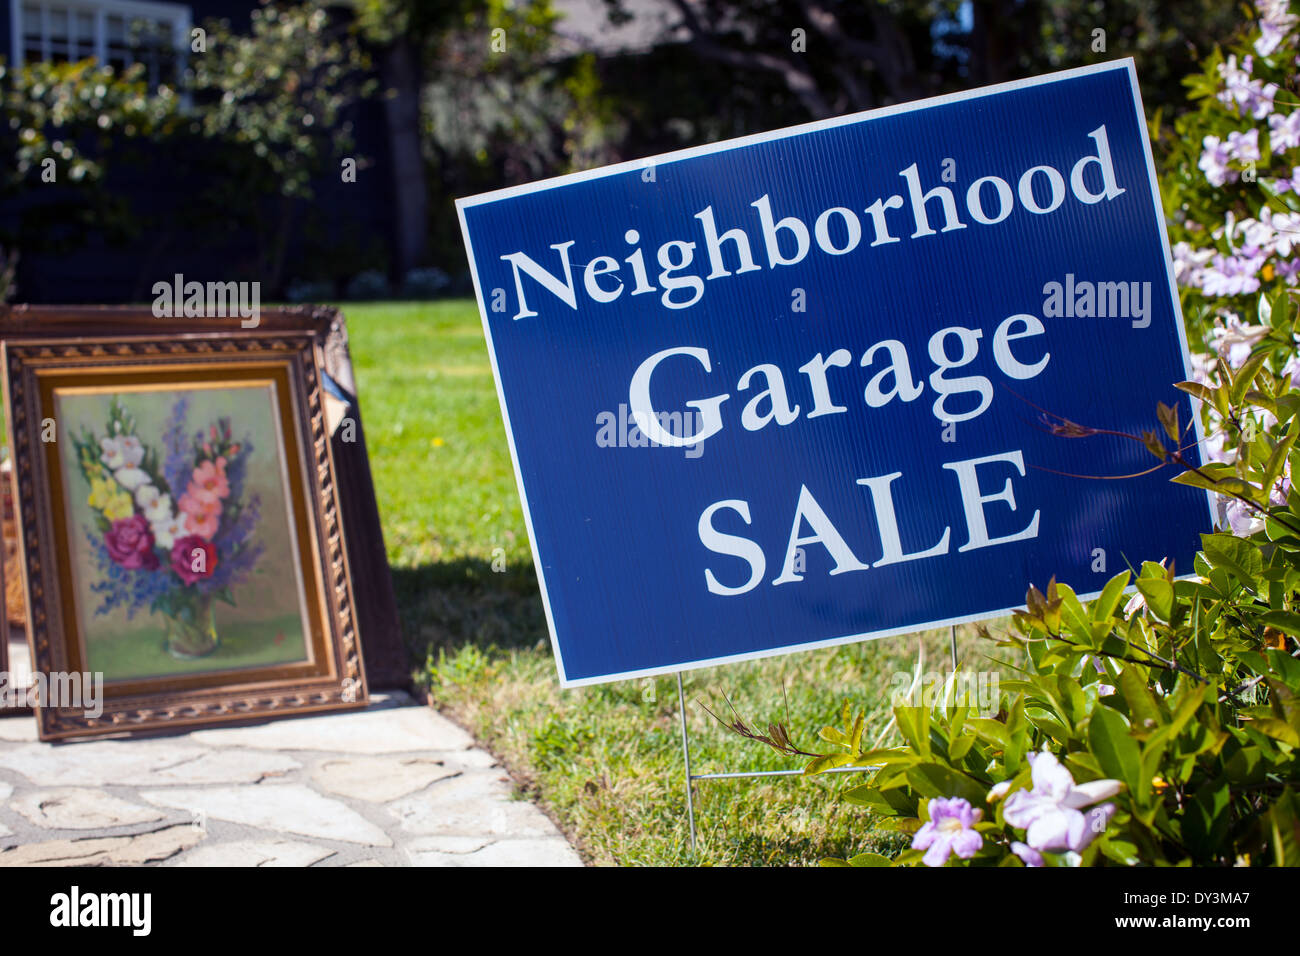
[72,395,264,658]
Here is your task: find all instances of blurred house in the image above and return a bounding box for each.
[2,0,396,304]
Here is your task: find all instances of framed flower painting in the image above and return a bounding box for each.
[0,310,368,739]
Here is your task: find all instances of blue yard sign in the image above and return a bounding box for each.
[457,59,1214,687]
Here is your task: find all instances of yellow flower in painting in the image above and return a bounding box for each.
[88,476,134,521]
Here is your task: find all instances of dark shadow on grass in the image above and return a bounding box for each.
[390,559,548,671]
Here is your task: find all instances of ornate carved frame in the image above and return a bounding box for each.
[0,307,368,739]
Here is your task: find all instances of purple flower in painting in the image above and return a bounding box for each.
[103,515,159,571]
[162,395,192,496]
[87,530,171,619]
[911,797,983,867]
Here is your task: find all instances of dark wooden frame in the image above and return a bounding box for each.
[0,307,371,739]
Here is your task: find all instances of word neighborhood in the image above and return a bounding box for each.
[499,126,1124,319]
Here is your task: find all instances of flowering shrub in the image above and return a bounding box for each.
[1162,0,1299,349]
[799,285,1300,868]
[773,5,1300,867]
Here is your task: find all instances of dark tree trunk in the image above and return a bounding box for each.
[379,38,429,276]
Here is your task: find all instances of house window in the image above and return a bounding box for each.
[10,0,191,90]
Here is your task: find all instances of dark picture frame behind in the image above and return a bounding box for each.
[0,307,373,739]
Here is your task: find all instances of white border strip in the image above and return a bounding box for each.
[456,57,1211,688]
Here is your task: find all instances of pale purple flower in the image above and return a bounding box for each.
[1202,253,1265,298]
[1272,468,1291,507]
[1001,751,1120,854]
[1224,496,1265,536]
[1203,428,1236,465]
[1256,0,1298,57]
[1011,842,1045,867]
[1199,135,1235,186]
[1189,349,1218,388]
[1209,314,1268,365]
[1257,20,1288,56]
[1216,56,1277,118]
[911,797,983,867]
[1270,166,1300,195]
[1284,355,1300,390]
[1172,241,1214,289]
[1262,207,1300,258]
[1270,112,1300,152]
[1088,656,1115,696]
[1227,128,1263,163]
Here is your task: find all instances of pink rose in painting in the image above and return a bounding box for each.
[103,515,159,571]
[170,535,218,585]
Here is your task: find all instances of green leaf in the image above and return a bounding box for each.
[1135,579,1174,623]
[841,785,915,817]
[1174,380,1214,404]
[948,735,975,762]
[1171,471,1252,496]
[904,763,987,805]
[1250,717,1300,748]
[1200,533,1264,585]
[1268,789,1300,866]
[1157,402,1179,442]
[1088,705,1141,794]
[894,706,931,758]
[804,752,855,775]
[1258,610,1300,640]
[1092,570,1132,622]
[1119,666,1161,732]
[1231,349,1270,405]
[847,852,894,867]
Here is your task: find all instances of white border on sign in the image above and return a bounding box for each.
[455,57,1216,688]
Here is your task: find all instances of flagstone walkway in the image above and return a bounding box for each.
[0,690,582,867]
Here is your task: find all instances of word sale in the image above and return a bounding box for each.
[697,450,1039,596]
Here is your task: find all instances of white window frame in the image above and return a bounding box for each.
[9,0,191,74]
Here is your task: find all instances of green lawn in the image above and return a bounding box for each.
[347,299,1018,867]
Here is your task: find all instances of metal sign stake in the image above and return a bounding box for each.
[677,671,696,854]
[676,625,960,856]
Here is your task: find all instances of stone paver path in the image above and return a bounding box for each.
[0,691,582,867]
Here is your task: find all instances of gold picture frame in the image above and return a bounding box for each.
[0,308,368,739]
